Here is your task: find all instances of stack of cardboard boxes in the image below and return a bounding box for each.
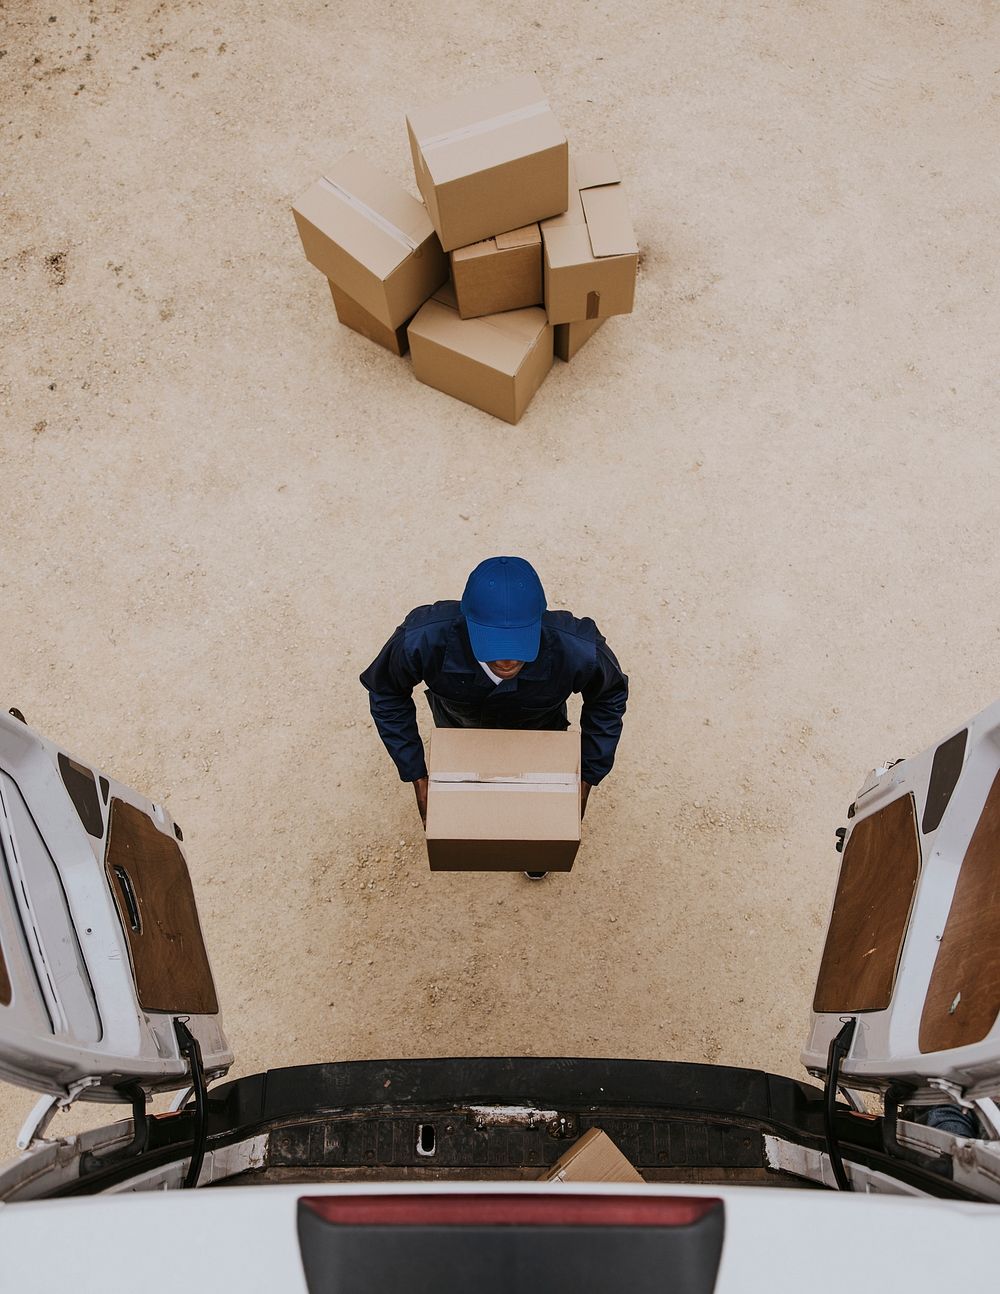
[293,74,638,425]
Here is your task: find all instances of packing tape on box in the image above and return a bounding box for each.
[429,782,578,795]
[431,772,578,784]
[420,100,550,152]
[318,177,419,250]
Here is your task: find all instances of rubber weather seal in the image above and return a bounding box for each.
[174,1018,208,1189]
[823,1018,858,1191]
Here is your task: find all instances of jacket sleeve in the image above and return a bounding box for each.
[359,623,428,782]
[579,635,629,785]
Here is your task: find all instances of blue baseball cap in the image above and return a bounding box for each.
[461,557,547,663]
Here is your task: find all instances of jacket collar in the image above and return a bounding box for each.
[517,629,552,680]
[441,617,551,680]
[441,618,479,674]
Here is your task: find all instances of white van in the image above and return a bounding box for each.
[2,704,1000,1291]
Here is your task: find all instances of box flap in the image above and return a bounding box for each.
[494,224,541,251]
[451,237,497,264]
[432,280,459,309]
[542,223,594,270]
[429,728,580,780]
[575,151,621,191]
[580,185,638,259]
[453,225,540,263]
[542,154,634,255]
[540,161,585,230]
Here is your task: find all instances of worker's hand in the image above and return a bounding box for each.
[581,781,593,819]
[413,776,429,827]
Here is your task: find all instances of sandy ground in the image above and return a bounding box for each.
[1,0,998,1154]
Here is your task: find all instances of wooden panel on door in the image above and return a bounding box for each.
[920,770,1000,1053]
[813,794,920,1014]
[104,797,218,1015]
[0,940,10,1007]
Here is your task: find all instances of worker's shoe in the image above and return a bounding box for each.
[524,871,548,880]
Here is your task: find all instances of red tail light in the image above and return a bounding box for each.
[300,1193,722,1228]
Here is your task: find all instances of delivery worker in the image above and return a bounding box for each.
[360,556,628,875]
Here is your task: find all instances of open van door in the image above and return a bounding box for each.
[803,699,1000,1107]
[0,709,231,1109]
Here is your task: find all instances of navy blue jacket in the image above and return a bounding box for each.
[360,601,628,786]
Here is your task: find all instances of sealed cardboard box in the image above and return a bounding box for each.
[451,224,542,319]
[542,1129,645,1183]
[542,152,638,324]
[328,280,409,356]
[406,74,568,253]
[425,728,581,872]
[554,316,606,362]
[293,151,447,330]
[407,283,553,425]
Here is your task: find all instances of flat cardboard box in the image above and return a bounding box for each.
[451,224,543,319]
[329,280,409,355]
[542,151,638,324]
[293,151,447,331]
[554,316,606,362]
[407,283,553,425]
[425,728,581,872]
[406,74,568,253]
[542,1129,645,1183]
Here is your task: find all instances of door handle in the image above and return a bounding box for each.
[112,865,142,934]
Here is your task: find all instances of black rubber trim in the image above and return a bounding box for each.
[823,1019,858,1190]
[174,1019,208,1189]
[205,1057,818,1131]
[922,729,967,834]
[43,1058,971,1201]
[57,752,104,839]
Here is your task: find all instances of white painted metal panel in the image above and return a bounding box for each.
[2,1182,1000,1294]
[0,712,231,1101]
[803,699,1000,1097]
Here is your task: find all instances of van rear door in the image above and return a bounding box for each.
[803,698,1000,1101]
[0,710,231,1102]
